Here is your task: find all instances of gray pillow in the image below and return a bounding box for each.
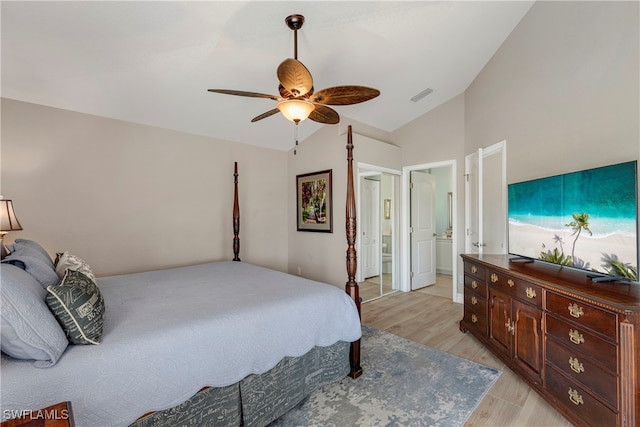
[2,240,59,288]
[0,263,69,368]
[46,270,105,345]
[9,239,53,263]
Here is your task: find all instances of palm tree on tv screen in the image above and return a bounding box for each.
[565,212,592,266]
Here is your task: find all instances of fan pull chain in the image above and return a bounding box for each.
[294,123,299,155]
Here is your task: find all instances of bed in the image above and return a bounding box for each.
[0,126,363,426]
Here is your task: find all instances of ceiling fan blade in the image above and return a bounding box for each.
[308,105,339,125]
[208,89,280,101]
[251,108,280,123]
[310,86,380,105]
[277,58,313,97]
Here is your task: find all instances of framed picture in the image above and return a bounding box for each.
[384,199,391,219]
[296,169,333,233]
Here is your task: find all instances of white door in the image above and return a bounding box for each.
[465,149,482,253]
[465,142,507,255]
[410,171,436,290]
[361,178,380,279]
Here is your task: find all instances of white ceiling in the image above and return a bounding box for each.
[1,1,534,151]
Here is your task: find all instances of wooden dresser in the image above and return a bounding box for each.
[460,254,640,427]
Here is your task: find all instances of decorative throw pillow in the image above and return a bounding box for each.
[46,270,105,345]
[2,244,60,289]
[0,263,68,368]
[54,251,96,282]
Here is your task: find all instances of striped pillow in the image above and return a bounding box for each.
[46,270,105,345]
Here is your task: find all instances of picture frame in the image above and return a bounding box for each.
[384,199,391,219]
[296,169,333,233]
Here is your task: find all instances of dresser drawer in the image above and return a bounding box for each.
[487,270,542,307]
[464,275,487,298]
[545,315,617,373]
[464,261,485,280]
[545,336,617,407]
[464,289,486,316]
[545,364,617,427]
[463,304,487,337]
[546,292,617,338]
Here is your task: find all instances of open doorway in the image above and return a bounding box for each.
[401,160,458,301]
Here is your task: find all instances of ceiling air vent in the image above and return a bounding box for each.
[410,88,433,103]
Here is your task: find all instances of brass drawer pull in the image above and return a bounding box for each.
[471,265,478,274]
[490,273,498,283]
[471,314,478,323]
[568,303,584,318]
[525,287,536,299]
[508,279,515,287]
[568,388,584,406]
[471,296,478,305]
[471,280,478,290]
[505,318,515,335]
[569,357,585,374]
[569,329,585,345]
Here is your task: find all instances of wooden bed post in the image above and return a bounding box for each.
[233,162,241,262]
[345,125,362,379]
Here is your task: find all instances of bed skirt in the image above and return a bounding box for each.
[130,340,350,427]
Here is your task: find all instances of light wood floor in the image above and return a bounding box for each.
[360,273,395,302]
[417,273,454,299]
[361,281,575,427]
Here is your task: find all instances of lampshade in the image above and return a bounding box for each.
[0,199,23,232]
[277,100,315,123]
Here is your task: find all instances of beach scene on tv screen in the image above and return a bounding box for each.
[508,161,638,280]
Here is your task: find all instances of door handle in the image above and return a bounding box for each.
[472,242,486,247]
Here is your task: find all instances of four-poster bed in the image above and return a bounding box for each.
[0,127,362,426]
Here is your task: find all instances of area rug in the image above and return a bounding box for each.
[270,325,501,427]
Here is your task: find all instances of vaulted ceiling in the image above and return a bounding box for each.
[1,1,534,151]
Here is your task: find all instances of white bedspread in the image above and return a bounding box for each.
[1,261,362,427]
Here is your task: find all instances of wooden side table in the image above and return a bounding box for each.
[1,402,74,427]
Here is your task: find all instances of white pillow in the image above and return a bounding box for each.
[54,251,96,282]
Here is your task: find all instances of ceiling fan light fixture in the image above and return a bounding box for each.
[208,14,379,126]
[277,99,315,123]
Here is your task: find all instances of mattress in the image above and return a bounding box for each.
[1,261,362,426]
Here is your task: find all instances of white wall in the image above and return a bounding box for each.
[465,1,639,181]
[1,98,289,276]
[464,0,640,278]
[287,122,399,288]
[387,1,639,294]
[392,93,466,291]
[3,1,637,290]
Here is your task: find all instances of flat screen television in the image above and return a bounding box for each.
[507,160,638,282]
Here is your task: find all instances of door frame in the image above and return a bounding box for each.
[464,140,508,255]
[401,160,459,302]
[356,162,401,284]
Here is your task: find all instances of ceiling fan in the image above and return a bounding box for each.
[208,14,380,125]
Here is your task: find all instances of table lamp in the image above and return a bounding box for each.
[0,199,23,260]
